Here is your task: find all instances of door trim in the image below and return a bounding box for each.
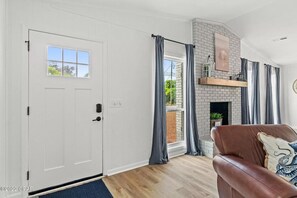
[21,26,108,197]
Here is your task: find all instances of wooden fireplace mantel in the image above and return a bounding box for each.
[198,77,247,87]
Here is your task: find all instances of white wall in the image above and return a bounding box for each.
[282,65,297,129]
[5,0,191,197]
[241,41,281,124]
[0,0,6,197]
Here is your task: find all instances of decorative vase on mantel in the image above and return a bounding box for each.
[202,63,211,77]
[202,55,214,78]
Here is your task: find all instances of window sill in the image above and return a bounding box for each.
[168,143,186,159]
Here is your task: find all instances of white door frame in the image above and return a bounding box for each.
[21,26,108,197]
[0,1,6,198]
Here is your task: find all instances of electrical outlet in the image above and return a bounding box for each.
[110,99,123,108]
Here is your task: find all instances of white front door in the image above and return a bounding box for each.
[28,30,103,192]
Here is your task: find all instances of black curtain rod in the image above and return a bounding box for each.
[151,34,195,48]
[242,58,258,63]
[264,64,277,68]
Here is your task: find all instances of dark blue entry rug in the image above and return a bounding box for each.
[40,180,113,198]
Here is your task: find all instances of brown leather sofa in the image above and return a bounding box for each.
[211,124,297,198]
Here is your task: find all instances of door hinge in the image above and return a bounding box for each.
[27,106,30,116]
[25,40,30,51]
[26,171,30,180]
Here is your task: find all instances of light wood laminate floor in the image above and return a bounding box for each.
[103,155,218,198]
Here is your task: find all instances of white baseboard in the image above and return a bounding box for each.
[106,160,149,176]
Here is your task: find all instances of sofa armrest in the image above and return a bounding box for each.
[213,154,297,198]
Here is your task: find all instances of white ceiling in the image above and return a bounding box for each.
[58,0,297,66]
[226,0,297,66]
[64,0,276,22]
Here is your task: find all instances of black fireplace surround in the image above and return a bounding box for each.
[210,102,231,125]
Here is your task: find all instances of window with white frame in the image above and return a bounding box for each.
[163,57,185,145]
[47,46,90,78]
[247,61,253,121]
[271,68,278,124]
[247,61,261,124]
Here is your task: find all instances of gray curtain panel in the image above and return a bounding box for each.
[265,65,282,124]
[275,67,282,124]
[265,64,274,124]
[241,58,251,124]
[149,36,168,165]
[251,62,261,124]
[185,44,200,156]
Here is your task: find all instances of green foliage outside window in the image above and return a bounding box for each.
[63,65,75,77]
[48,64,61,76]
[48,64,76,77]
[165,80,176,105]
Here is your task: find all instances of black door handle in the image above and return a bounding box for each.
[92,116,101,122]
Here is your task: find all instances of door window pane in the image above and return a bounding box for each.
[48,47,62,61]
[77,65,89,78]
[78,51,89,64]
[48,61,62,76]
[63,63,76,77]
[63,49,76,63]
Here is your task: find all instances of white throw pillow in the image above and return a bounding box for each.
[257,132,297,186]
